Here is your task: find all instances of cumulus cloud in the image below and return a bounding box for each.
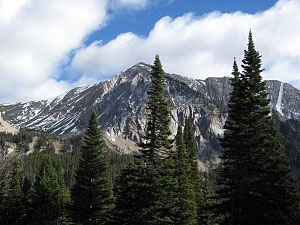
[0,0,109,103]
[70,0,300,88]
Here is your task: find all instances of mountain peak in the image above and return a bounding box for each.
[130,62,152,72]
[111,62,153,83]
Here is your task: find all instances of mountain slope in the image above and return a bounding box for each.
[1,62,300,163]
[0,112,18,134]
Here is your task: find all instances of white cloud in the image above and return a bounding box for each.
[1,0,299,103]
[70,0,300,89]
[110,0,150,10]
[0,0,157,103]
[0,0,108,103]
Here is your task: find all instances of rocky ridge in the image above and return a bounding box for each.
[1,62,300,165]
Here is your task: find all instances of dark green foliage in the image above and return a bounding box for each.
[21,132,133,188]
[1,159,25,225]
[141,55,173,162]
[174,124,197,225]
[70,112,114,225]
[197,172,221,225]
[0,154,11,224]
[56,166,72,224]
[183,117,198,168]
[183,117,201,194]
[159,138,179,225]
[141,55,176,224]
[31,154,70,225]
[108,148,134,185]
[0,129,133,224]
[218,31,299,225]
[21,177,33,225]
[114,162,162,225]
[23,151,80,188]
[280,119,300,184]
[183,117,219,224]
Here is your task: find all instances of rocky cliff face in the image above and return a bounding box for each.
[1,63,300,165]
[0,112,18,135]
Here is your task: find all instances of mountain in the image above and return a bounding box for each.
[1,62,300,165]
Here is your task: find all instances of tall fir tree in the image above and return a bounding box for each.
[217,58,244,224]
[114,55,176,224]
[174,124,197,225]
[71,111,114,225]
[183,117,201,204]
[183,116,218,224]
[217,31,299,225]
[143,55,178,224]
[31,154,70,225]
[141,55,173,162]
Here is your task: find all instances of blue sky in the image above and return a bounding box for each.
[89,0,277,45]
[0,0,300,103]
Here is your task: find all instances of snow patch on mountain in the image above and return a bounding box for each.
[276,83,284,115]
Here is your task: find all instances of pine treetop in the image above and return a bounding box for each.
[71,111,114,225]
[141,55,173,164]
[183,117,197,164]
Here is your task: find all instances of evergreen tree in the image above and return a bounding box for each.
[142,55,177,224]
[70,112,114,225]
[174,124,197,225]
[184,117,197,164]
[217,31,299,225]
[183,116,218,224]
[31,154,70,225]
[114,162,161,225]
[56,166,71,224]
[159,142,179,224]
[114,55,175,224]
[141,55,173,162]
[183,117,201,202]
[3,159,25,225]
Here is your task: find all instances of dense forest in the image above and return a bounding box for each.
[0,32,300,224]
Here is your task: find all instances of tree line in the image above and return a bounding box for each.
[0,31,299,224]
